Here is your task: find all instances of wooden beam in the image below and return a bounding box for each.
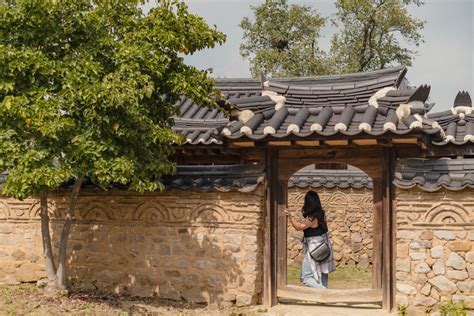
[277,285,382,304]
[230,141,255,148]
[269,141,292,147]
[324,139,349,146]
[263,149,278,306]
[392,138,418,144]
[382,148,396,311]
[295,140,320,147]
[353,139,378,146]
[372,177,383,290]
[277,179,288,288]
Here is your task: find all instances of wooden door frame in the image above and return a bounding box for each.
[262,147,397,311]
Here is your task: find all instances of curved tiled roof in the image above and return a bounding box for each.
[289,169,373,189]
[0,166,265,193]
[176,66,446,145]
[161,164,264,192]
[428,91,473,146]
[394,158,474,192]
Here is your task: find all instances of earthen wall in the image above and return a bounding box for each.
[0,189,264,307]
[395,188,474,311]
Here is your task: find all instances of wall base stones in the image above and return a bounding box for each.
[287,187,374,269]
[0,189,264,307]
[396,188,474,312]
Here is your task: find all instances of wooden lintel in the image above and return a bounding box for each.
[353,139,378,146]
[295,140,320,147]
[324,139,349,146]
[392,138,418,144]
[268,141,292,147]
[277,285,382,304]
[230,141,255,148]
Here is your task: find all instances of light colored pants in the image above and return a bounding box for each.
[300,254,328,288]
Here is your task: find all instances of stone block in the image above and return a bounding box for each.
[468,231,474,241]
[351,243,363,252]
[411,275,428,285]
[358,254,369,269]
[410,252,426,261]
[419,231,433,240]
[465,252,474,263]
[452,294,474,309]
[448,241,471,252]
[351,233,362,243]
[434,230,455,240]
[235,294,256,306]
[11,249,25,260]
[397,230,419,240]
[165,270,181,278]
[413,295,437,307]
[0,225,13,234]
[397,283,417,295]
[397,258,411,273]
[397,244,409,258]
[182,289,208,303]
[432,260,445,275]
[430,245,444,258]
[457,281,473,293]
[429,275,457,295]
[410,240,432,250]
[420,283,431,296]
[447,252,466,270]
[415,262,431,274]
[446,270,468,281]
[159,245,171,255]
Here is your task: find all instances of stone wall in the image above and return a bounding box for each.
[287,187,373,269]
[396,188,474,311]
[0,188,264,307]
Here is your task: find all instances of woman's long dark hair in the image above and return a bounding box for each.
[302,190,327,231]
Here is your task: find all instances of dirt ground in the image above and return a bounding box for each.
[0,267,376,315]
[0,284,264,316]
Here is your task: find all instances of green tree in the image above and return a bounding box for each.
[330,0,424,73]
[0,0,225,291]
[239,0,327,78]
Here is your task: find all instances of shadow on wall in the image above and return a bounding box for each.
[1,189,264,307]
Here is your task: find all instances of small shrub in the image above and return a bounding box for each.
[439,299,467,316]
[397,304,408,316]
[6,306,16,316]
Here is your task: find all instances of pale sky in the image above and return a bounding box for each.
[147,0,473,112]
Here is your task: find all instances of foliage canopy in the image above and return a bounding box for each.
[0,0,226,199]
[240,0,327,77]
[240,0,424,77]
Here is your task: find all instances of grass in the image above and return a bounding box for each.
[287,265,372,289]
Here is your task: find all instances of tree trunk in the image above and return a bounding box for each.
[55,175,84,290]
[40,192,57,286]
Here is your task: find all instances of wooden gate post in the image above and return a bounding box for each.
[382,148,396,311]
[372,177,383,290]
[263,148,278,306]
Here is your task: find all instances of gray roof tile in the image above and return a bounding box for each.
[394,158,474,191]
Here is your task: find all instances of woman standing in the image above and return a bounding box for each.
[284,190,335,288]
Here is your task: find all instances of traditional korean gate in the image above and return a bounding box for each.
[262,147,396,311]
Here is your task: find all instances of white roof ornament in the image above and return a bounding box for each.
[238,110,254,124]
[409,114,423,129]
[383,122,397,131]
[262,90,286,110]
[396,101,425,121]
[358,122,372,132]
[310,123,323,132]
[334,122,348,132]
[263,126,276,135]
[368,86,397,108]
